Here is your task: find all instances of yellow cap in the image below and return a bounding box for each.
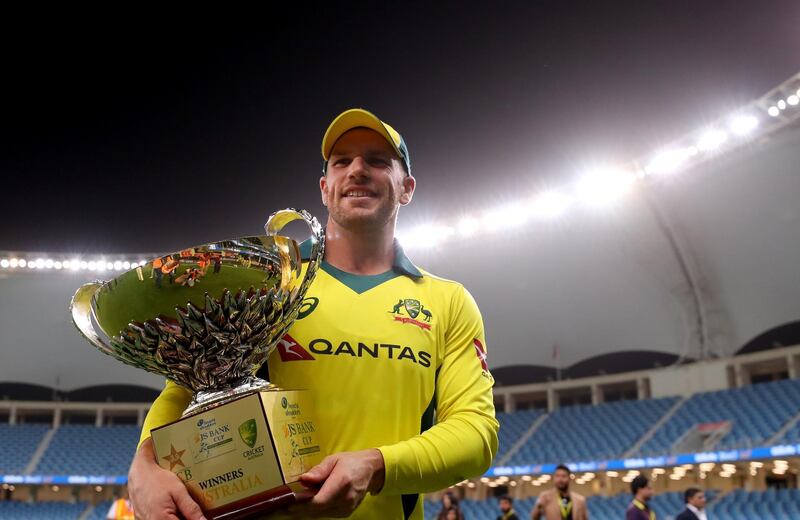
[321,108,411,174]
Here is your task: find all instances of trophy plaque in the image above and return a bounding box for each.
[70,209,325,520]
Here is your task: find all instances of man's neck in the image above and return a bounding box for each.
[557,488,570,499]
[324,219,395,275]
[687,504,703,513]
[634,496,648,508]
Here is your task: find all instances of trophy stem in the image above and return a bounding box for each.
[183,377,278,417]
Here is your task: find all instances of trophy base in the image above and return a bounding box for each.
[183,378,276,417]
[151,389,323,519]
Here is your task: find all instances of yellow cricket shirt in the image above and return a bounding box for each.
[140,240,499,519]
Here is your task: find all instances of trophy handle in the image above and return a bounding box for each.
[70,281,116,357]
[265,208,325,290]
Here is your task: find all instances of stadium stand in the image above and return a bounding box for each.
[640,378,800,454]
[508,397,678,465]
[494,409,544,462]
[712,488,800,520]
[0,501,88,520]
[0,424,49,474]
[35,425,140,475]
[85,500,115,520]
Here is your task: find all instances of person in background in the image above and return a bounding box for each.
[498,494,520,520]
[676,488,707,520]
[531,464,588,520]
[437,491,463,520]
[106,493,134,520]
[626,475,655,520]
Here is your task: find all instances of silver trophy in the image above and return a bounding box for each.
[70,208,324,415]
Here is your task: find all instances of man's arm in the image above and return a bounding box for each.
[129,380,206,520]
[530,496,543,520]
[377,285,499,494]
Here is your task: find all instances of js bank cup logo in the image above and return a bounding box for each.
[281,397,288,409]
[238,419,258,449]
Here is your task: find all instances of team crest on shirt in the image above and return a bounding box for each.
[388,298,433,330]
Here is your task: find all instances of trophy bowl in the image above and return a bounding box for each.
[70,208,324,415]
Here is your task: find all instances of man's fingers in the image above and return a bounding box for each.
[172,486,207,520]
[301,455,338,484]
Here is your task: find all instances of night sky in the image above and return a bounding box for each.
[2,1,798,254]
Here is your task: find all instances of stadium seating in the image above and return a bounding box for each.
[0,501,87,520]
[508,397,678,465]
[494,409,543,462]
[35,425,140,475]
[640,378,800,454]
[711,488,800,520]
[85,500,114,520]
[0,424,49,474]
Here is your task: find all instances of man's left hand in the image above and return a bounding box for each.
[287,448,385,518]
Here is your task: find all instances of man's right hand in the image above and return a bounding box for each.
[128,437,207,520]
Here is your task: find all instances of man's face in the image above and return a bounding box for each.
[499,498,512,513]
[641,483,654,502]
[553,469,570,492]
[320,128,415,232]
[688,491,706,509]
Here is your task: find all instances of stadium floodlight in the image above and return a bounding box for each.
[0,259,8,268]
[88,261,97,271]
[645,147,695,174]
[788,94,799,106]
[106,261,114,270]
[113,260,123,271]
[122,261,131,269]
[767,106,780,117]
[54,261,62,270]
[696,129,728,151]
[457,217,480,237]
[28,262,36,269]
[44,258,54,269]
[576,168,635,206]
[10,258,19,267]
[531,190,572,218]
[729,114,759,136]
[18,259,27,267]
[80,261,88,270]
[777,99,787,110]
[35,258,45,269]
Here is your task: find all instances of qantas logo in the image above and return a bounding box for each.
[276,334,315,361]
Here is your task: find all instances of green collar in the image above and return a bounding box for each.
[298,236,423,279]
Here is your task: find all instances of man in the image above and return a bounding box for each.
[676,488,707,520]
[497,495,520,520]
[127,108,499,519]
[530,465,588,520]
[106,493,135,520]
[625,475,655,520]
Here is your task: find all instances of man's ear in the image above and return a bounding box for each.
[319,176,329,207]
[399,175,416,206]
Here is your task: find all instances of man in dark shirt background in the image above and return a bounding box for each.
[625,475,655,520]
[498,495,520,520]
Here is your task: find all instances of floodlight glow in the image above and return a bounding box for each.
[531,191,572,218]
[0,259,8,268]
[788,95,799,106]
[114,261,123,271]
[44,259,54,269]
[696,129,728,151]
[54,261,62,270]
[35,258,45,269]
[80,261,88,270]
[28,262,36,269]
[777,99,787,110]
[122,261,131,269]
[645,148,694,174]
[768,106,780,117]
[10,258,19,267]
[576,168,635,206]
[457,217,480,237]
[18,259,27,268]
[88,261,97,271]
[730,115,758,136]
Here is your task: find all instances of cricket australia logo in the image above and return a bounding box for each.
[389,298,433,330]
